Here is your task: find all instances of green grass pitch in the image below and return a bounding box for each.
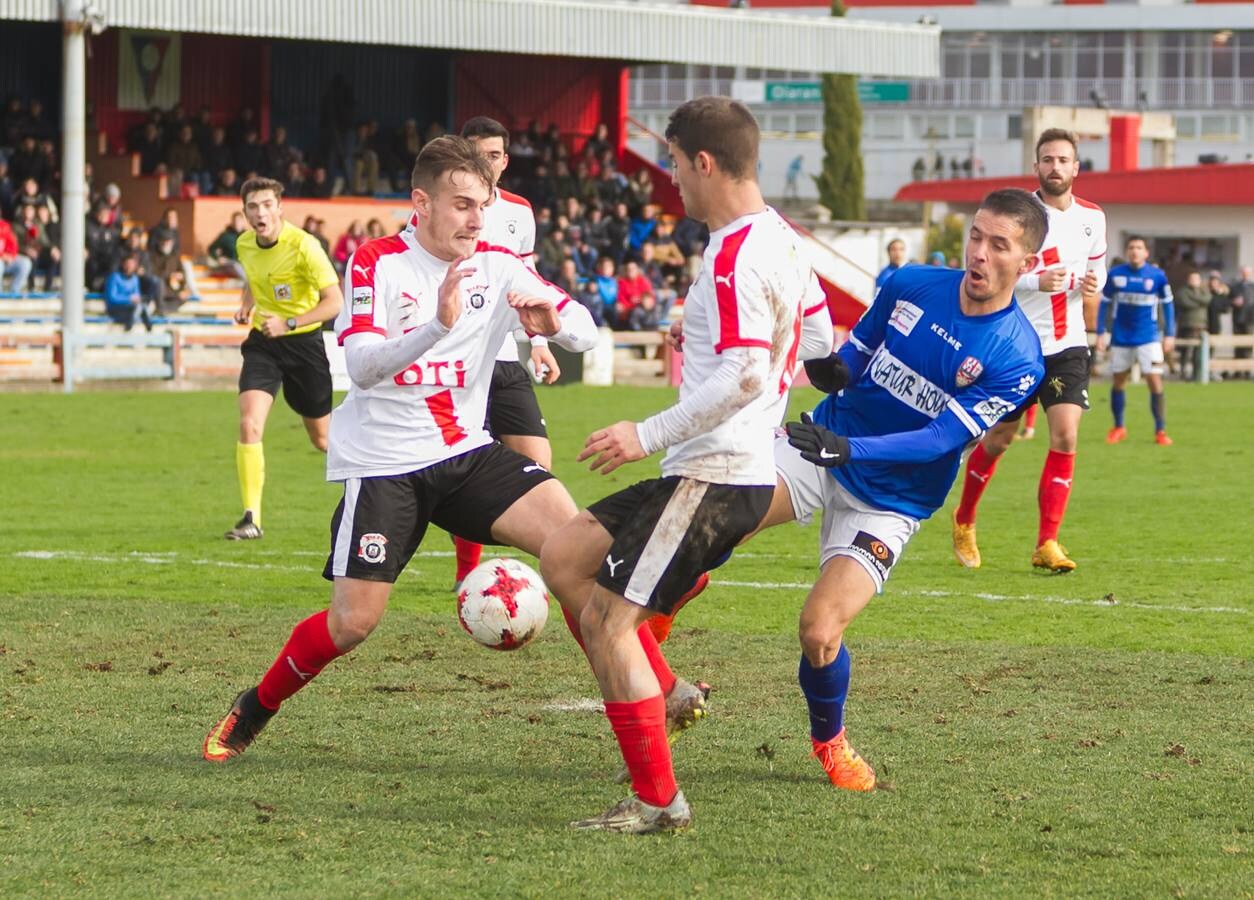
[1,382,1250,897]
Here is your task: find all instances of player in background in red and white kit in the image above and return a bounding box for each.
[952,128,1107,572]
[201,137,601,762]
[541,97,834,833]
[445,117,565,592]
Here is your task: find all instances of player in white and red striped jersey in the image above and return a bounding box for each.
[540,97,835,834]
[953,127,1108,573]
[203,136,599,763]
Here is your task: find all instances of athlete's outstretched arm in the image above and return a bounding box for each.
[636,346,770,454]
[341,323,450,390]
[797,276,836,362]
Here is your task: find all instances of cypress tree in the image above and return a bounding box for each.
[814,0,866,221]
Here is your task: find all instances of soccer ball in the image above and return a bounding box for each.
[456,557,550,651]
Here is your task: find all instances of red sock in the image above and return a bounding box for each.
[1037,449,1076,545]
[637,624,677,696]
[955,443,1001,526]
[256,610,345,711]
[605,695,677,807]
[561,606,587,653]
[1023,404,1038,430]
[454,537,483,582]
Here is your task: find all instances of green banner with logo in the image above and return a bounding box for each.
[762,80,910,104]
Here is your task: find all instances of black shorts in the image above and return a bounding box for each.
[239,329,333,419]
[588,477,773,615]
[322,443,555,583]
[485,360,547,439]
[1003,346,1091,421]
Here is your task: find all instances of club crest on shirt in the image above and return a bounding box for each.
[956,356,983,388]
[506,219,517,235]
[469,292,486,309]
[273,283,292,301]
[1144,278,1155,291]
[357,533,388,564]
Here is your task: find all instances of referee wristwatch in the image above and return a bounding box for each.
[285,317,299,332]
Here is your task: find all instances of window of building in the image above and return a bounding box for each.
[1008,113,1022,140]
[868,114,905,141]
[1175,114,1197,139]
[1200,113,1238,139]
[955,115,976,139]
[795,113,821,135]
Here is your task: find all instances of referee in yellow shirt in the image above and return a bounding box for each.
[227,177,343,540]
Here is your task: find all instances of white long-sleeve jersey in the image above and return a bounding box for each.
[1015,193,1107,356]
[327,231,596,480]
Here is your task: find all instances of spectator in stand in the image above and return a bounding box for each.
[562,196,586,234]
[423,121,446,144]
[565,225,598,277]
[121,228,158,309]
[9,135,51,189]
[212,167,241,197]
[581,122,612,160]
[1229,265,1254,368]
[318,74,355,179]
[346,122,379,195]
[595,162,628,209]
[615,258,655,325]
[672,215,708,262]
[605,201,632,264]
[2,96,27,147]
[554,256,584,301]
[163,102,189,144]
[527,162,558,212]
[104,254,151,331]
[148,207,181,255]
[305,217,331,257]
[0,215,32,294]
[150,233,190,314]
[1175,270,1211,379]
[626,168,654,212]
[552,159,579,204]
[876,238,909,288]
[366,218,386,240]
[208,211,248,277]
[96,183,124,230]
[193,106,215,153]
[282,161,308,198]
[508,130,538,181]
[307,165,335,199]
[85,204,122,290]
[203,127,235,183]
[133,123,165,176]
[332,219,367,275]
[579,276,606,327]
[16,204,56,290]
[593,255,619,326]
[16,177,58,221]
[576,160,599,208]
[637,241,675,313]
[265,126,300,179]
[234,128,266,179]
[0,159,15,221]
[228,107,258,150]
[165,124,207,194]
[534,205,554,243]
[627,290,661,338]
[627,203,658,257]
[1206,270,1231,336]
[536,226,567,280]
[394,119,423,186]
[650,218,686,282]
[582,206,610,259]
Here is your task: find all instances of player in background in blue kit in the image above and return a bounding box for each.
[1097,235,1176,445]
[746,188,1047,791]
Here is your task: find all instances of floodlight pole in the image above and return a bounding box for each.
[60,0,95,393]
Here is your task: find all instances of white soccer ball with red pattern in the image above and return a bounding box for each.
[456,557,550,651]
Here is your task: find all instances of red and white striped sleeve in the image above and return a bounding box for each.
[711,224,772,354]
[336,235,406,345]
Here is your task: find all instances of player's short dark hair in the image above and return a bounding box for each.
[240,177,284,204]
[1035,128,1079,160]
[1125,233,1148,249]
[978,188,1049,253]
[411,135,495,193]
[664,96,759,181]
[461,116,510,146]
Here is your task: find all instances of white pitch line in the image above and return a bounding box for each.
[14,550,308,573]
[712,579,1248,616]
[542,698,605,713]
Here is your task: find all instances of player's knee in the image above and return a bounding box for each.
[330,607,382,650]
[239,415,264,443]
[1051,431,1079,453]
[984,429,1014,456]
[798,621,845,668]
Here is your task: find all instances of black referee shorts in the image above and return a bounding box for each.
[238,329,333,419]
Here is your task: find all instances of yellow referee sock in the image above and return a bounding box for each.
[236,441,265,526]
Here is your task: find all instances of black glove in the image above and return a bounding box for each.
[804,354,851,395]
[785,412,851,467]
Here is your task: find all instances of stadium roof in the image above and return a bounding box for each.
[0,0,939,77]
[894,164,1254,207]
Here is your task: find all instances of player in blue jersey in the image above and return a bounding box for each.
[746,188,1047,792]
[1097,234,1176,445]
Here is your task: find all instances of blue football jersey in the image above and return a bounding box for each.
[1100,263,1175,346]
[814,267,1044,520]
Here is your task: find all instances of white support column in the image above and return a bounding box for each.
[59,2,91,392]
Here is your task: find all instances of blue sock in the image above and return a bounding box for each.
[1111,388,1126,427]
[1150,392,1165,431]
[798,644,850,742]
